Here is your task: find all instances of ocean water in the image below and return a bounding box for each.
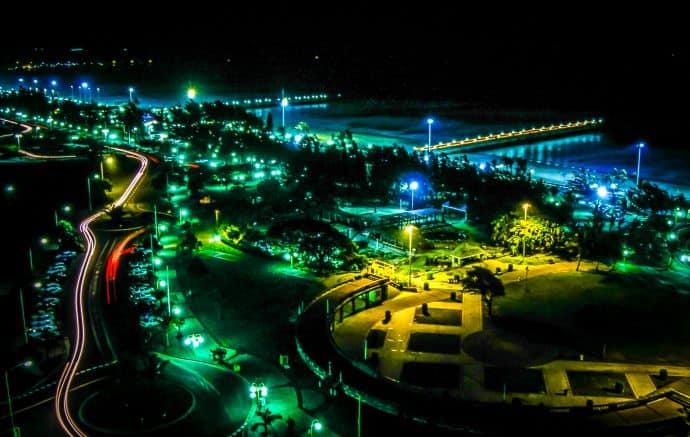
[2,71,688,188]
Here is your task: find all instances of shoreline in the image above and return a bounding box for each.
[310,128,690,199]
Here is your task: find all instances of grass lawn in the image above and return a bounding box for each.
[399,362,462,389]
[492,270,690,365]
[567,371,632,398]
[414,307,462,326]
[407,333,462,354]
[484,367,545,394]
[174,247,322,361]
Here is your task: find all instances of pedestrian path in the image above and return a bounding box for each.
[297,266,690,432]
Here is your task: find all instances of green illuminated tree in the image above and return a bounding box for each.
[491,213,567,256]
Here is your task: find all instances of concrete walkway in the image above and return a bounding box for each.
[328,260,690,414]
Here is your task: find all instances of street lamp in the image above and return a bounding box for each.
[70,84,74,100]
[250,382,268,411]
[636,142,645,187]
[522,203,530,262]
[309,419,323,436]
[5,360,32,437]
[281,97,288,130]
[409,181,418,210]
[179,208,188,225]
[426,118,434,162]
[129,87,134,102]
[522,203,530,221]
[406,225,415,286]
[14,134,21,148]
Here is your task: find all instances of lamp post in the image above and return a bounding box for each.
[522,203,530,262]
[70,84,74,100]
[636,142,645,187]
[309,419,323,436]
[250,382,268,412]
[426,118,434,162]
[5,360,32,437]
[281,97,288,130]
[19,288,28,344]
[409,181,418,210]
[15,134,21,148]
[406,225,414,286]
[179,208,188,225]
[129,87,134,102]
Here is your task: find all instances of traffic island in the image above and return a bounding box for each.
[78,377,195,434]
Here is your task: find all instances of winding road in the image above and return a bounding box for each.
[54,146,149,436]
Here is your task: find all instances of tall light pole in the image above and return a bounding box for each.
[636,142,645,187]
[281,97,288,131]
[70,84,74,100]
[522,203,530,262]
[409,181,418,210]
[166,265,171,318]
[406,225,414,285]
[5,360,32,437]
[129,87,134,102]
[19,288,28,344]
[426,118,434,162]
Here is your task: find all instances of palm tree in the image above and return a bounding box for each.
[117,102,144,143]
[461,266,504,317]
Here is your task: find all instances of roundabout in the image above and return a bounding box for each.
[79,377,195,434]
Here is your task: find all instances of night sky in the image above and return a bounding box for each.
[3,14,688,144]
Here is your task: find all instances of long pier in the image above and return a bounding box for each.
[414,118,604,153]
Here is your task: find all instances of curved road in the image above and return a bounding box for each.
[54,146,149,436]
